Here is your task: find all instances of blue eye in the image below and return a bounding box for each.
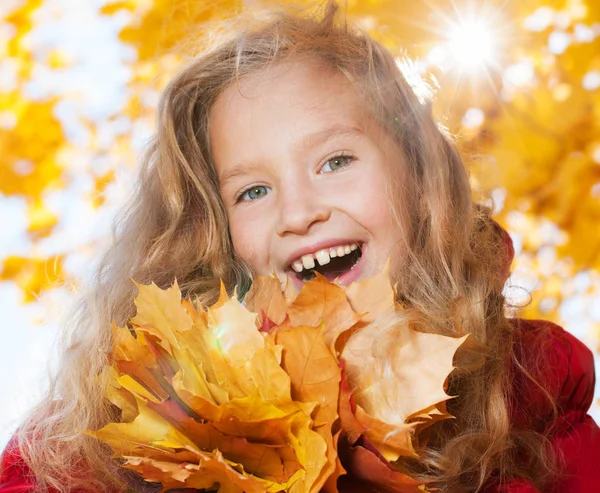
[321,153,355,173]
[237,185,270,202]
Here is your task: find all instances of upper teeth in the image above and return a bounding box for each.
[291,242,359,273]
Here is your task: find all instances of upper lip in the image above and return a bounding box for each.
[284,238,364,269]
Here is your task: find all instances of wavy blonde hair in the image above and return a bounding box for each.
[11,1,560,492]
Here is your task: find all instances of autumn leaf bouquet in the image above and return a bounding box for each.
[88,265,467,493]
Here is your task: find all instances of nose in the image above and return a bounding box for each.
[275,178,331,237]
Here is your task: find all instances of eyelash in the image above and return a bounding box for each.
[320,151,356,173]
[234,152,357,203]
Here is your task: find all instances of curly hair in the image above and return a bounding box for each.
[11,1,558,492]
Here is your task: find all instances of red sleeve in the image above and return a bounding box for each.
[511,319,600,492]
[483,319,599,493]
[0,436,39,493]
[493,479,541,493]
[542,322,600,492]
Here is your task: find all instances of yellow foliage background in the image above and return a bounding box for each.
[0,0,598,422]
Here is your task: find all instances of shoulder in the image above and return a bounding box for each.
[508,318,600,492]
[0,435,39,492]
[1,433,158,493]
[508,318,595,426]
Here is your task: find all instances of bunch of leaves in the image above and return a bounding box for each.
[246,265,467,492]
[89,264,467,492]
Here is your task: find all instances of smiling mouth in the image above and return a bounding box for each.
[289,243,363,282]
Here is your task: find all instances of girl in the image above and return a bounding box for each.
[1,1,598,492]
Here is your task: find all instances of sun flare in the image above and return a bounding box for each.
[447,18,496,71]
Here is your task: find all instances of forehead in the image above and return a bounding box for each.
[208,58,373,151]
[217,57,360,108]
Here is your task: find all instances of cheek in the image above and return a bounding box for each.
[353,173,397,229]
[351,164,407,259]
[366,155,408,231]
[227,214,270,273]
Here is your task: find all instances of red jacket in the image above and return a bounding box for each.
[486,318,600,492]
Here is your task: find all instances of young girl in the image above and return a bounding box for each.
[1,1,598,492]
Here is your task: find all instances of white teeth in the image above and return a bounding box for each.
[290,242,360,273]
[315,250,331,266]
[301,254,315,270]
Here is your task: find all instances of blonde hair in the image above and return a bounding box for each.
[11,1,559,492]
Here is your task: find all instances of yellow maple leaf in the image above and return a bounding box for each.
[90,277,332,492]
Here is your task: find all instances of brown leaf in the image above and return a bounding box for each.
[173,417,302,483]
[276,325,341,424]
[287,273,360,349]
[355,406,419,461]
[337,435,426,493]
[321,430,346,493]
[276,324,342,492]
[338,360,367,446]
[123,450,267,493]
[343,258,395,324]
[115,359,170,403]
[245,274,288,324]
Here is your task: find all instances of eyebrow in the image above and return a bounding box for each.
[218,125,366,189]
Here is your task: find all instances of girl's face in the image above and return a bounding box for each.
[210,59,407,290]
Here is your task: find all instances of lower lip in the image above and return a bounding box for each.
[287,242,368,290]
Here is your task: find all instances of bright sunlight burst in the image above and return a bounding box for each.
[446,18,496,71]
[426,4,510,80]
